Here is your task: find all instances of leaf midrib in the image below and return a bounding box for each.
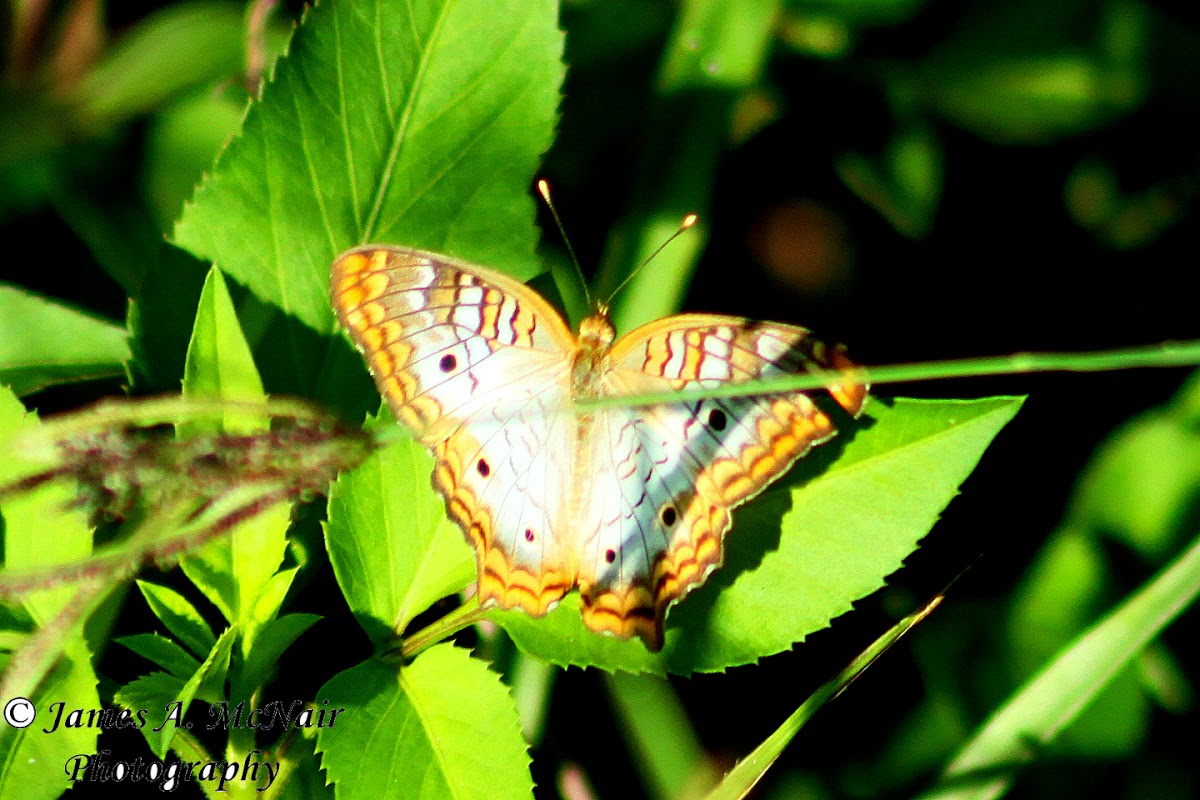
[360,0,456,243]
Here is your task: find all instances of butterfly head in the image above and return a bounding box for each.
[578,307,616,350]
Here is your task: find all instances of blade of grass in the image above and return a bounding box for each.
[704,596,942,800]
[915,528,1200,800]
[608,672,718,800]
[580,340,1200,410]
[600,0,780,333]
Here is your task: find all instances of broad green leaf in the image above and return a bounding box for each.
[1000,375,1200,759]
[658,0,779,91]
[174,0,564,343]
[497,397,1023,674]
[117,632,202,680]
[326,415,474,640]
[179,267,290,630]
[918,0,1146,144]
[0,394,103,730]
[136,580,217,659]
[925,56,1142,143]
[1002,525,1152,757]
[602,0,778,332]
[0,284,129,396]
[917,526,1200,800]
[1006,527,1109,681]
[316,645,531,800]
[0,639,100,800]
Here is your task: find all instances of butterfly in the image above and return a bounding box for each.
[331,245,868,650]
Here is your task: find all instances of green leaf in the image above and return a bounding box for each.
[917,526,1200,800]
[0,284,129,396]
[126,244,210,394]
[0,395,104,738]
[235,612,321,700]
[326,415,474,640]
[243,566,302,652]
[918,0,1147,144]
[117,632,202,679]
[76,1,247,129]
[0,387,94,621]
[128,626,236,759]
[1002,526,1154,756]
[114,670,185,734]
[601,0,782,333]
[607,672,716,800]
[144,91,247,233]
[0,640,100,800]
[136,580,217,659]
[1006,527,1108,681]
[1070,401,1200,560]
[497,397,1023,674]
[173,0,564,343]
[179,266,289,628]
[836,125,943,240]
[316,645,531,800]
[182,266,268,409]
[658,0,779,91]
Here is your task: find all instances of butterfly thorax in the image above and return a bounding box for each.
[570,313,616,401]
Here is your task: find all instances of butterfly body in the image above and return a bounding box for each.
[332,245,867,650]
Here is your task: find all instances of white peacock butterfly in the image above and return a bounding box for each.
[331,244,867,650]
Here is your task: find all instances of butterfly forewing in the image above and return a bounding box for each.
[332,246,574,439]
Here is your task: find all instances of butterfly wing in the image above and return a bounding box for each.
[332,246,579,618]
[576,315,868,649]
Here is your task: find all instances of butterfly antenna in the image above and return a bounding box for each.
[537,179,593,311]
[604,213,698,308]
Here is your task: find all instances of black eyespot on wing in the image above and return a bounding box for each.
[476,459,490,477]
[707,407,727,432]
[439,354,457,372]
[661,506,677,527]
[605,549,616,564]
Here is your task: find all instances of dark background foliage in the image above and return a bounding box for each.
[3,1,1199,798]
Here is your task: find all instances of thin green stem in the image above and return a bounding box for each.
[582,340,1200,410]
[396,598,488,660]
